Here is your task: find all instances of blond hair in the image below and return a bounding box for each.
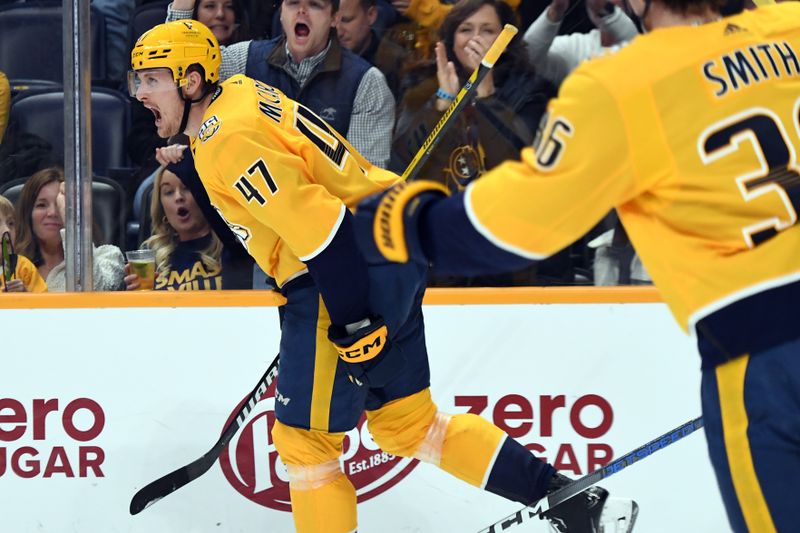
[143,166,222,275]
[0,194,13,223]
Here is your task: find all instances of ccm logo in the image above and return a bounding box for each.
[339,337,382,360]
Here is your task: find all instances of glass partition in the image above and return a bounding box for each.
[0,0,651,293]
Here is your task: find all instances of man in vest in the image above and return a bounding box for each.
[167,0,395,168]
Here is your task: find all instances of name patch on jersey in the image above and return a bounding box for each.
[198,115,221,142]
[702,41,800,98]
[254,81,283,125]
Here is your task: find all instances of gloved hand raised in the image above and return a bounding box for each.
[354,181,450,266]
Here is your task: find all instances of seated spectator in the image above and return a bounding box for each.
[0,194,47,292]
[392,0,554,190]
[336,0,413,101]
[124,164,224,290]
[14,167,126,291]
[336,0,379,60]
[524,0,638,87]
[192,0,252,45]
[0,71,8,144]
[391,0,558,286]
[167,0,396,168]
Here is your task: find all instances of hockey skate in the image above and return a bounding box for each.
[543,474,638,533]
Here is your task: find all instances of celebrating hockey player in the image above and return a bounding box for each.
[357,1,800,532]
[129,19,634,533]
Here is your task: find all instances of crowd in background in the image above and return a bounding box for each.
[1,0,735,292]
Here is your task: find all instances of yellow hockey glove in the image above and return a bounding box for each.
[355,181,450,265]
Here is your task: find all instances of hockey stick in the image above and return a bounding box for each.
[402,23,518,182]
[477,416,705,532]
[129,357,279,514]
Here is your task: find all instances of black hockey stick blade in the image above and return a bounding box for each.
[477,416,704,532]
[130,357,280,515]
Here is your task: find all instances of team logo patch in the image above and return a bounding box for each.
[198,115,221,142]
[218,379,420,511]
[447,145,482,190]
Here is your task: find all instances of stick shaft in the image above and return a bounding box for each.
[129,357,279,514]
[401,23,518,183]
[477,416,704,532]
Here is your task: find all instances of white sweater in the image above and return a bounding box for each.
[45,229,126,291]
[524,6,639,86]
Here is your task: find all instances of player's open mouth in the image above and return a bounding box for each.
[150,107,162,125]
[294,23,310,39]
[176,207,190,221]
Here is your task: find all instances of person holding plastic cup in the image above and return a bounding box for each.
[124,163,223,291]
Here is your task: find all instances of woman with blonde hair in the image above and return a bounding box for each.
[125,164,224,291]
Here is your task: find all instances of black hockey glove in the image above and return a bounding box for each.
[355,181,450,265]
[328,316,405,388]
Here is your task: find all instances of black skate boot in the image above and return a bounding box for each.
[542,473,609,533]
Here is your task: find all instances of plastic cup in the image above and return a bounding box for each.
[126,249,156,291]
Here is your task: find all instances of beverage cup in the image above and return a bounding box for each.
[126,249,156,291]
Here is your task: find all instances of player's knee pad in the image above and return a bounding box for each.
[271,419,345,467]
[366,388,438,457]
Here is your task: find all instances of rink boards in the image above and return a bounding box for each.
[0,288,729,532]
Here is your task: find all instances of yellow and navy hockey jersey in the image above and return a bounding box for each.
[424,3,800,366]
[190,74,400,288]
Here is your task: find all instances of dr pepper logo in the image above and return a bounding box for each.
[218,381,419,511]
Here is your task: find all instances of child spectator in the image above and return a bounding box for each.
[0,194,47,292]
[192,0,252,45]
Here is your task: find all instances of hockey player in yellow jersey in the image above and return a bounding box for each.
[129,19,631,533]
[358,1,800,531]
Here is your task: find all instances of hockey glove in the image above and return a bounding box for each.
[355,181,450,265]
[328,316,405,388]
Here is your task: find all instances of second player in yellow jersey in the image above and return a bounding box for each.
[360,2,800,532]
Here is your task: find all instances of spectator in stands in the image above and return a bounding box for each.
[336,0,413,102]
[192,0,252,45]
[167,0,396,168]
[392,0,553,191]
[133,142,256,288]
[14,167,125,291]
[524,0,638,87]
[125,163,224,290]
[391,0,557,286]
[0,194,47,292]
[335,0,379,60]
[0,71,9,144]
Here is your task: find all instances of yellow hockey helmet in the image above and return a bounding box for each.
[130,20,221,85]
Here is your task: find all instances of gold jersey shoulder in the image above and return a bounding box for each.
[468,3,800,330]
[190,74,400,287]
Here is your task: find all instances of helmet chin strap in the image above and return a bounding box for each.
[176,84,213,135]
[622,0,652,33]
